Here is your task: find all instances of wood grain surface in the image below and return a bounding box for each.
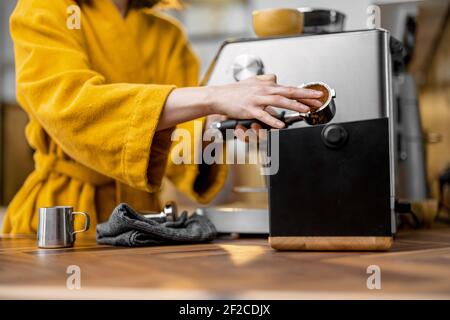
[269,236,393,251]
[0,228,450,299]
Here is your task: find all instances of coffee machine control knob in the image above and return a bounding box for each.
[321,125,348,149]
[231,54,265,81]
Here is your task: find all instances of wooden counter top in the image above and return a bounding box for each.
[1,228,450,299]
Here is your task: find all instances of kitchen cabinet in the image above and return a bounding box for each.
[0,103,34,205]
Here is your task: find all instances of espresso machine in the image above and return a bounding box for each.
[199,27,396,249]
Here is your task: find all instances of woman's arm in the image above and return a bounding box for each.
[11,0,177,191]
[157,74,323,131]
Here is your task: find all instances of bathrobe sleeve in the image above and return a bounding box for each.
[11,0,175,192]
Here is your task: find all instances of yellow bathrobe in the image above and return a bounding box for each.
[2,0,226,234]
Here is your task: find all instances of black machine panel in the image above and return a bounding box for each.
[269,118,392,237]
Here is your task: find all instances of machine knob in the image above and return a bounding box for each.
[321,124,348,149]
[231,54,265,81]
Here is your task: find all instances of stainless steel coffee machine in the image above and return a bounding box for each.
[200,29,396,248]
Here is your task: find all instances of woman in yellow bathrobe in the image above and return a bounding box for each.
[3,0,323,234]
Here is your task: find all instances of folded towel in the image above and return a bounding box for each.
[96,203,217,246]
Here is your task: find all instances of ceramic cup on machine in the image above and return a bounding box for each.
[252,8,304,37]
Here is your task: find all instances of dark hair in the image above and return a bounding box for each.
[75,0,165,8]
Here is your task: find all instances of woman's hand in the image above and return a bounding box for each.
[157,74,323,131]
[207,74,323,129]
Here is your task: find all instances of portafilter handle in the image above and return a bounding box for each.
[210,112,296,133]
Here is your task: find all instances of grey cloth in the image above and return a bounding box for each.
[96,203,217,247]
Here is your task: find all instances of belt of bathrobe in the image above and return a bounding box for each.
[34,152,114,186]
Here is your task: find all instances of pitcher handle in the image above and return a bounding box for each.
[72,211,90,234]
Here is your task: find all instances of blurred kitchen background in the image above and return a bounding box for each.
[0,0,449,223]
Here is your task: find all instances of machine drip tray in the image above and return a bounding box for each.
[196,207,269,234]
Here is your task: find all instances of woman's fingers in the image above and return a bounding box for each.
[269,86,323,100]
[298,98,323,109]
[250,122,267,140]
[234,123,266,142]
[257,95,310,113]
[264,105,279,116]
[234,124,248,142]
[250,122,262,131]
[251,108,285,128]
